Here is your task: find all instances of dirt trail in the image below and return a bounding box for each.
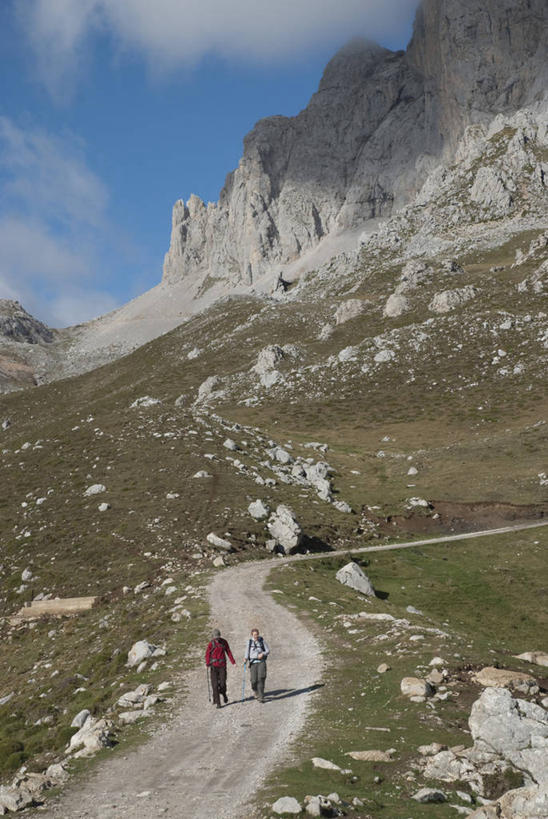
[42,560,322,819]
[40,520,547,818]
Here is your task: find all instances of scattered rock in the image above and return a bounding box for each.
[272,796,302,815]
[253,345,284,375]
[412,787,447,803]
[71,709,91,728]
[335,299,366,325]
[223,438,239,451]
[305,794,336,816]
[206,533,233,552]
[67,716,114,758]
[429,286,478,314]
[127,640,163,668]
[267,505,303,554]
[84,483,106,497]
[377,663,391,674]
[418,742,448,756]
[130,396,161,409]
[346,750,394,762]
[514,651,548,668]
[0,786,33,813]
[248,499,269,520]
[400,677,434,698]
[383,293,409,318]
[311,758,351,774]
[335,562,376,596]
[473,667,538,694]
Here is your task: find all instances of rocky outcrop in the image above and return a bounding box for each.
[0,300,55,344]
[162,0,548,291]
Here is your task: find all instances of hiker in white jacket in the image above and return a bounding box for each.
[244,628,270,702]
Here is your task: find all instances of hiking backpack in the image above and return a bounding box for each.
[248,637,266,658]
[210,639,225,665]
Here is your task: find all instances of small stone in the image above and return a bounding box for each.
[400,677,434,698]
[206,533,233,551]
[84,483,106,496]
[412,787,447,803]
[377,663,391,674]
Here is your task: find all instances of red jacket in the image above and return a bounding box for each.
[205,637,236,667]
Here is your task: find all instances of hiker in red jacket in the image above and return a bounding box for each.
[205,628,236,708]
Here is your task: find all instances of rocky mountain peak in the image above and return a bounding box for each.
[161,0,546,294]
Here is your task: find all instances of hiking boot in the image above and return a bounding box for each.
[216,703,222,709]
[259,698,265,703]
[222,693,228,704]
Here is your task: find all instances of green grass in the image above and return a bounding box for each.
[255,527,548,817]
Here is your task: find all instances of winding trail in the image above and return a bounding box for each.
[41,520,547,818]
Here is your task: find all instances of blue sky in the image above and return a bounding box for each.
[0,0,417,327]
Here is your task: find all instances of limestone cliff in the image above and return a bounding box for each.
[162,0,547,290]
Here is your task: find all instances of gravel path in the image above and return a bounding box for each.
[39,519,547,817]
[41,559,322,818]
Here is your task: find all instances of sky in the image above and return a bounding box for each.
[0,0,418,328]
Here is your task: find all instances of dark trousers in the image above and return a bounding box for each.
[210,664,227,705]
[250,660,267,699]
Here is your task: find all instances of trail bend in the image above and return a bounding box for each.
[41,519,547,817]
[42,560,322,819]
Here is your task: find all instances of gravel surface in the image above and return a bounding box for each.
[40,559,323,818]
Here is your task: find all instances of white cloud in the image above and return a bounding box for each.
[0,119,121,327]
[0,117,108,227]
[20,0,419,96]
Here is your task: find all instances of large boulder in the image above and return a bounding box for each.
[429,285,478,314]
[67,716,114,758]
[127,640,164,668]
[514,651,548,668]
[383,293,409,318]
[253,345,284,375]
[267,506,303,554]
[272,796,302,815]
[206,532,233,552]
[473,667,538,694]
[248,499,269,520]
[469,687,548,786]
[334,299,366,325]
[0,786,34,813]
[468,785,548,818]
[335,562,376,596]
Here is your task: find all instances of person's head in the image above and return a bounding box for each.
[251,628,259,639]
[212,628,221,639]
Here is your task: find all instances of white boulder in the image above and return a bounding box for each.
[383,293,409,318]
[84,483,106,497]
[400,677,435,698]
[267,505,303,553]
[272,796,302,815]
[127,640,162,668]
[335,562,376,596]
[429,286,478,314]
[248,500,269,520]
[335,299,365,325]
[206,533,233,551]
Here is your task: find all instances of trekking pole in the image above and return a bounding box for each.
[241,660,247,702]
[206,666,211,702]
